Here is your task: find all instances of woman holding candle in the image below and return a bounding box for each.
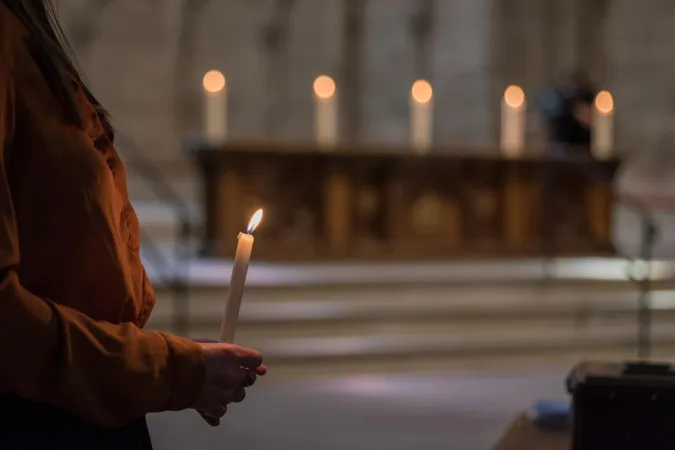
[0,1,265,448]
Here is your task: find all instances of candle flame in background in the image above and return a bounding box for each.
[313,75,336,100]
[246,209,264,234]
[504,85,525,109]
[203,70,226,94]
[411,79,433,104]
[595,90,614,115]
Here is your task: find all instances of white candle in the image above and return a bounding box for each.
[410,79,433,154]
[203,70,227,143]
[220,209,263,343]
[313,75,338,149]
[500,85,526,158]
[592,90,614,160]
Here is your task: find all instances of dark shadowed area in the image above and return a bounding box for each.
[149,370,567,450]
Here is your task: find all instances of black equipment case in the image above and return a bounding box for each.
[567,361,675,450]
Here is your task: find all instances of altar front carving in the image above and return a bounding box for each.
[192,142,620,261]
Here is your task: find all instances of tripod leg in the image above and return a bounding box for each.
[637,214,657,360]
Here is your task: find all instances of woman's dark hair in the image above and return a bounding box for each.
[2,0,113,137]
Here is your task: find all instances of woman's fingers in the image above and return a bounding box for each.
[200,411,221,427]
[220,366,248,387]
[232,346,263,369]
[193,342,266,426]
[193,338,219,344]
[223,365,264,387]
[231,388,246,403]
[199,402,228,427]
[197,380,252,427]
[243,370,257,387]
[219,388,248,404]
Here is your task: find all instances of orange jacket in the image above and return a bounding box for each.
[0,3,204,428]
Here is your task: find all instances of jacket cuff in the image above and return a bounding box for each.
[159,332,205,411]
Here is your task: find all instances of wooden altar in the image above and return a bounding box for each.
[191,142,620,261]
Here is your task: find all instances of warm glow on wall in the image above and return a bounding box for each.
[504,85,525,109]
[595,90,614,115]
[313,75,336,100]
[411,79,433,104]
[203,70,226,94]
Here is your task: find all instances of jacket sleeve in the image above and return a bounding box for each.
[0,11,205,428]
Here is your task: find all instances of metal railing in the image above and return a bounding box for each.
[563,154,675,360]
[537,152,675,360]
[619,195,675,360]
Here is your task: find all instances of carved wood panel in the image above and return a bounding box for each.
[397,158,463,250]
[231,155,325,257]
[195,144,620,260]
[503,161,539,250]
[348,158,389,244]
[536,161,596,252]
[456,160,503,247]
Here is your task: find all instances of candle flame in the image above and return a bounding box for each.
[246,209,264,234]
[313,75,336,100]
[595,90,614,115]
[203,70,226,94]
[411,79,433,104]
[504,85,525,109]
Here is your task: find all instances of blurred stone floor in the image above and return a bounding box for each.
[148,368,568,450]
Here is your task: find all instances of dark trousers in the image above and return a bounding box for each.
[0,395,153,450]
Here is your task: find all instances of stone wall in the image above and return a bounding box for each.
[55,0,675,174]
[56,0,494,160]
[605,0,675,187]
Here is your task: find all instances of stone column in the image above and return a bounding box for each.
[573,0,610,84]
[172,0,209,139]
[341,0,365,143]
[261,0,295,139]
[410,0,436,81]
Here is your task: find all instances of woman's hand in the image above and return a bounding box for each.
[191,341,266,425]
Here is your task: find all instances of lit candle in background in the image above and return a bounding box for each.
[220,209,264,343]
[500,85,526,158]
[313,75,338,149]
[410,79,433,154]
[592,90,614,160]
[203,70,227,143]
